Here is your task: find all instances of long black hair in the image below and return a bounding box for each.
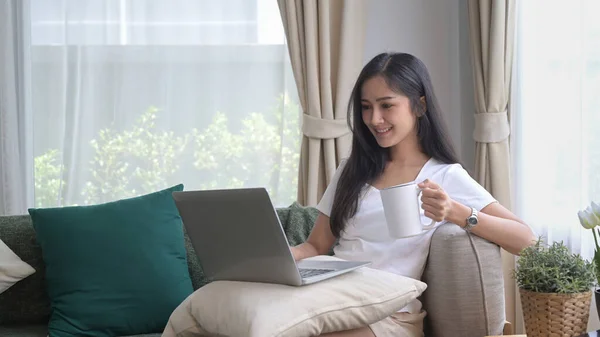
[329,52,460,238]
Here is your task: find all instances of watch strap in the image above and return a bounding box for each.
[464,207,478,231]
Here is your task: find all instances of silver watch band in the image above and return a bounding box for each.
[464,207,478,231]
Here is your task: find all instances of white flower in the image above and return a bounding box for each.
[592,201,600,218]
[579,205,600,229]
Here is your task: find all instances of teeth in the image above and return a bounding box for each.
[376,128,391,133]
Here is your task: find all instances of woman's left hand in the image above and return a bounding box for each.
[418,179,453,222]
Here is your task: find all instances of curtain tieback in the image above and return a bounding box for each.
[302,114,350,139]
[473,110,510,143]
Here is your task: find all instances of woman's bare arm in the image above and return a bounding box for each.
[448,201,536,255]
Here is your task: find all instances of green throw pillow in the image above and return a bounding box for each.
[28,184,193,337]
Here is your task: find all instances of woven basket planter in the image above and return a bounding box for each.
[520,288,592,337]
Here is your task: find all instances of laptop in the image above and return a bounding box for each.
[172,187,369,286]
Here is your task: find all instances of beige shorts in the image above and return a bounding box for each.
[368,311,426,337]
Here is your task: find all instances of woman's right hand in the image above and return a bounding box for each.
[290,245,301,261]
[290,242,316,261]
[290,212,337,261]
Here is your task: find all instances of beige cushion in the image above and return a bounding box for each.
[163,256,427,337]
[0,238,35,294]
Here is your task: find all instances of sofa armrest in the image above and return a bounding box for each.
[421,223,505,337]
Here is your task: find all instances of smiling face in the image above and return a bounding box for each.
[360,75,419,149]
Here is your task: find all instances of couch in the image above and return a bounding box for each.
[0,204,506,337]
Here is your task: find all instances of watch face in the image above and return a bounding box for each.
[468,217,478,225]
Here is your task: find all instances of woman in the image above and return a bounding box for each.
[290,52,536,337]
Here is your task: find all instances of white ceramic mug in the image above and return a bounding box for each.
[380,181,437,238]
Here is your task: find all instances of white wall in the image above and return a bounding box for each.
[363,0,476,171]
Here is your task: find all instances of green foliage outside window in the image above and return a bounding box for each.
[33,94,302,207]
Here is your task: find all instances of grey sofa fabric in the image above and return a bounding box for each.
[0,325,162,337]
[422,223,506,337]
[0,215,51,325]
[0,325,48,337]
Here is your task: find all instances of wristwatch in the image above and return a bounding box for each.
[464,207,478,231]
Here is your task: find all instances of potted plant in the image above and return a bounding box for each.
[578,201,600,319]
[514,237,596,337]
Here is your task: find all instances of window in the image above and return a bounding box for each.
[514,0,600,257]
[30,0,301,208]
[30,0,286,45]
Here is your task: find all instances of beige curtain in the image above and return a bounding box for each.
[467,0,519,332]
[277,0,367,206]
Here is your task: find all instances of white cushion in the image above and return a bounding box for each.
[0,238,35,294]
[163,256,427,337]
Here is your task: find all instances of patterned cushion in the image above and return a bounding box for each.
[276,201,320,247]
[183,226,208,290]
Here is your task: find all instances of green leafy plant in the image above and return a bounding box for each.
[514,237,596,294]
[190,93,300,205]
[33,93,301,207]
[33,149,65,207]
[81,106,188,204]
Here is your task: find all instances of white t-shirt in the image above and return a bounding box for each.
[316,157,496,313]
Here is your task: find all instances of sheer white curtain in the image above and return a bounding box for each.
[513,0,600,260]
[20,0,300,210]
[0,0,34,215]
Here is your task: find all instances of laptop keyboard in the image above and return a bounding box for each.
[299,268,335,278]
